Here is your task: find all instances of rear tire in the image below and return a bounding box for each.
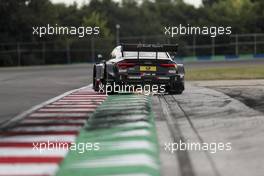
[93,65,97,91]
[94,79,100,92]
[169,82,184,95]
[169,89,183,95]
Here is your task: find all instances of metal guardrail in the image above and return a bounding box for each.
[0,33,264,66]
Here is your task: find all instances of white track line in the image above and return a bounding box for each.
[52,102,102,105]
[0,164,58,175]
[20,119,86,124]
[58,99,104,102]
[44,104,98,108]
[9,126,82,132]
[37,108,95,112]
[28,113,90,117]
[0,85,92,129]
[0,148,68,157]
[0,135,76,142]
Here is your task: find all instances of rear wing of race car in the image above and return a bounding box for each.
[120,43,178,59]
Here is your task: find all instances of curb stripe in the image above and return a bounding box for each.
[16,123,85,127]
[25,117,88,120]
[20,119,86,124]
[58,99,105,102]
[0,164,58,175]
[0,157,63,163]
[0,148,68,157]
[0,175,50,176]
[64,97,106,99]
[44,105,98,108]
[51,102,102,105]
[28,113,89,117]
[0,86,107,176]
[10,126,81,132]
[66,95,107,97]
[0,131,79,136]
[72,92,104,94]
[0,135,76,142]
[37,108,95,113]
[0,142,71,148]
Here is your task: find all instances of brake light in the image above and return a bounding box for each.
[117,62,136,69]
[160,63,177,68]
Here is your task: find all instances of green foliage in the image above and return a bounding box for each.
[0,0,262,42]
[0,0,263,66]
[83,11,111,37]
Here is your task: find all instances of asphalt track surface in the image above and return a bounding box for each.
[1,60,263,125]
[0,61,264,176]
[0,64,93,124]
[153,80,264,176]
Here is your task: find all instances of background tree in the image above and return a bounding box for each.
[0,0,263,66]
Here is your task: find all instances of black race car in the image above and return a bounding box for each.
[93,44,185,94]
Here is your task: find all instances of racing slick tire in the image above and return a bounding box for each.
[92,65,98,91]
[168,82,184,95]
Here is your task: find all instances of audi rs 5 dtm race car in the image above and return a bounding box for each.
[93,44,185,94]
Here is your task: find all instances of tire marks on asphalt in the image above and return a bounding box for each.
[157,93,222,176]
[158,95,195,176]
[169,95,221,176]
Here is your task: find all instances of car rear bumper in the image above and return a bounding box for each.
[108,74,184,86]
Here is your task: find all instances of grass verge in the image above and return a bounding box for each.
[186,65,264,80]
